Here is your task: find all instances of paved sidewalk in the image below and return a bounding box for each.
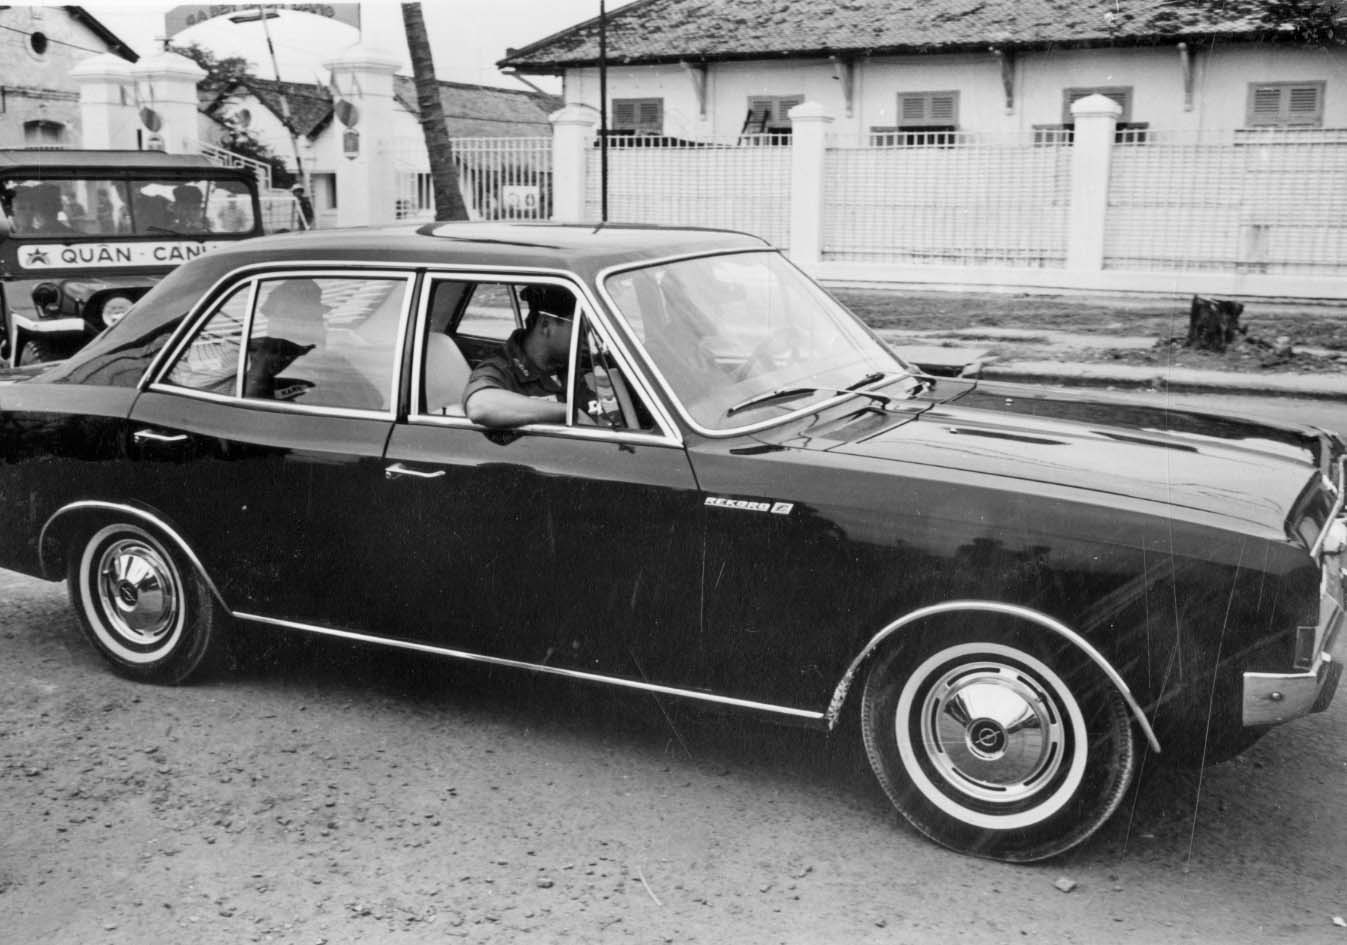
[885,328,1347,401]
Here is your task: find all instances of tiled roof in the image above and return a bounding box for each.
[230,77,335,138]
[392,77,562,136]
[499,0,1323,71]
[208,77,560,139]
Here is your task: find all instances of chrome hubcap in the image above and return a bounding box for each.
[921,662,1066,804]
[96,539,179,645]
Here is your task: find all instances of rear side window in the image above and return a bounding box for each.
[160,274,409,413]
[161,285,252,394]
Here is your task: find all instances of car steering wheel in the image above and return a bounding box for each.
[733,334,794,382]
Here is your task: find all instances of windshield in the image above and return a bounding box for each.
[0,175,257,238]
[604,251,912,431]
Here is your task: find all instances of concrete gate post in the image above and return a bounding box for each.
[550,105,597,222]
[787,101,833,269]
[324,43,401,228]
[130,50,207,154]
[1067,94,1122,271]
[70,53,137,150]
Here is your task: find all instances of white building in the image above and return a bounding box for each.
[499,0,1347,141]
[0,6,136,149]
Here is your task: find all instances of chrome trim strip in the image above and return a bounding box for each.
[233,611,826,722]
[38,500,228,609]
[825,600,1162,754]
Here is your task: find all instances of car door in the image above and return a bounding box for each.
[128,269,413,632]
[379,273,707,688]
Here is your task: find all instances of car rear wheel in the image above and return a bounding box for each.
[68,522,224,684]
[861,625,1136,862]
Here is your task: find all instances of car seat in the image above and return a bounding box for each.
[423,333,472,415]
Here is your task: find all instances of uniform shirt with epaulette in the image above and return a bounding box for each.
[461,328,564,407]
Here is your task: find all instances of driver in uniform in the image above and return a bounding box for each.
[462,284,588,429]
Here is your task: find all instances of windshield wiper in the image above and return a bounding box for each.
[726,374,899,418]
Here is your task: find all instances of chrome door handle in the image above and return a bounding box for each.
[385,462,445,480]
[133,429,189,445]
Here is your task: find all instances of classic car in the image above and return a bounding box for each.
[0,222,1342,863]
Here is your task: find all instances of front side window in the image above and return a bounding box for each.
[605,252,913,432]
[418,277,658,432]
[162,274,407,412]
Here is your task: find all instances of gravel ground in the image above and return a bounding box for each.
[4,567,1347,945]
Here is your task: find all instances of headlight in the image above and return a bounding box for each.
[31,282,62,316]
[99,294,134,327]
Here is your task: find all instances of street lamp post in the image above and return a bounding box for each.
[229,5,310,199]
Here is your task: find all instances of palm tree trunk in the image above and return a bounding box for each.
[401,3,469,220]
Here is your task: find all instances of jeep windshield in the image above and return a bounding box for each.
[1,174,258,239]
[604,250,917,432]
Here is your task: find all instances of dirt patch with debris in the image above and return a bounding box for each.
[833,287,1347,375]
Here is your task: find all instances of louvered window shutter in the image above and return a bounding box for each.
[1247,83,1324,127]
[900,95,928,124]
[897,92,959,128]
[612,98,662,133]
[636,100,662,132]
[613,101,637,129]
[1287,85,1323,124]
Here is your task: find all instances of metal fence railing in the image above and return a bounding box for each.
[391,136,552,222]
[821,131,1072,268]
[197,142,273,190]
[583,135,792,249]
[258,192,309,233]
[1104,128,1347,275]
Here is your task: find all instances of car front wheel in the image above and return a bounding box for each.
[861,625,1136,862]
[68,522,224,684]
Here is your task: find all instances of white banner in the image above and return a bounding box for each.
[16,241,232,271]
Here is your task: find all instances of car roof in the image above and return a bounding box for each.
[204,220,775,280]
[0,149,243,176]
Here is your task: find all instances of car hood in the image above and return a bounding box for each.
[821,380,1321,534]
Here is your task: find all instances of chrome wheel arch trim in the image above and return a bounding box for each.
[827,599,1162,754]
[39,501,228,611]
[234,611,827,723]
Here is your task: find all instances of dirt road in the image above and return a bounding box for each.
[3,568,1346,944]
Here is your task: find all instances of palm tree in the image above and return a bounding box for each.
[401,3,468,220]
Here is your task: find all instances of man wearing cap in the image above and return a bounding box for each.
[171,184,209,233]
[463,284,582,428]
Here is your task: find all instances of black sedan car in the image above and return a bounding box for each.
[0,222,1342,862]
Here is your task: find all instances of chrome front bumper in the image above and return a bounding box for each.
[1244,456,1347,727]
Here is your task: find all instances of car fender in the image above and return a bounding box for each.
[826,599,1162,753]
[38,499,230,612]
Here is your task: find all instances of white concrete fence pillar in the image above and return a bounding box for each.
[130,50,206,153]
[550,105,597,222]
[70,53,138,150]
[1066,93,1122,271]
[324,43,401,228]
[787,101,833,268]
